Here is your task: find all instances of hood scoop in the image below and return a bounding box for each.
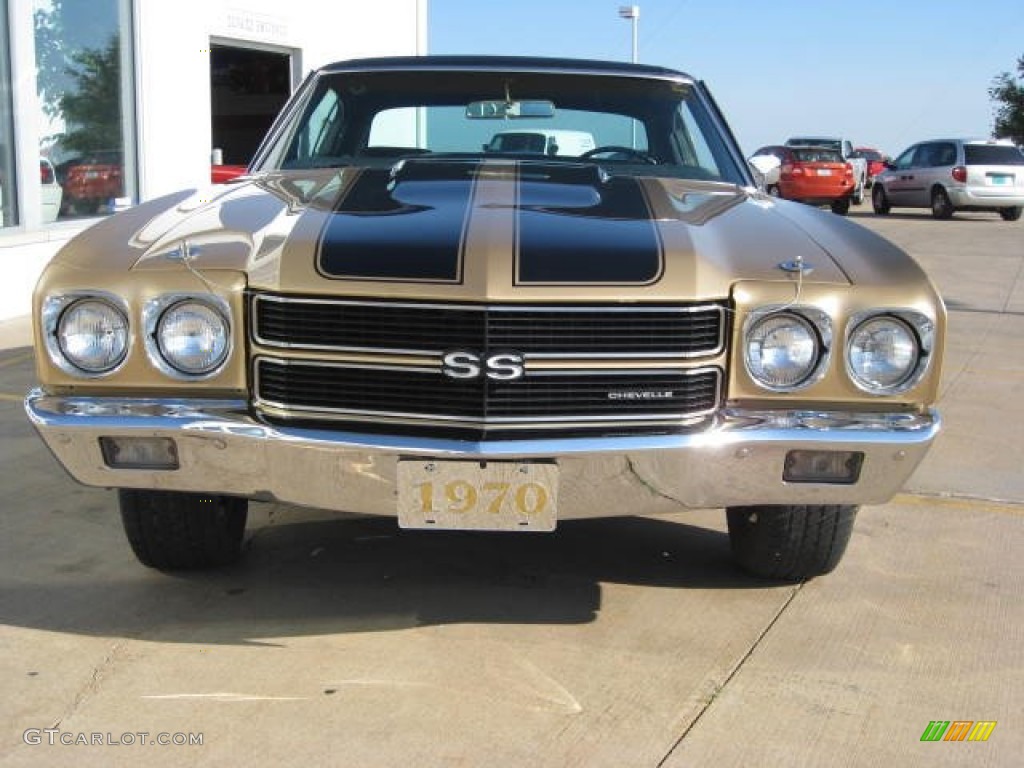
[317,157,664,286]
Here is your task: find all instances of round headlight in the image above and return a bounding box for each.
[156,301,230,375]
[847,316,919,393]
[57,299,129,373]
[745,312,820,390]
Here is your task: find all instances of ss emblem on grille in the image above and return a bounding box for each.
[441,351,525,381]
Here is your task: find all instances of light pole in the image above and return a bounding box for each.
[618,5,639,64]
[618,5,640,147]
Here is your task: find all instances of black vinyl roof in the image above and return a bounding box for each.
[320,55,693,83]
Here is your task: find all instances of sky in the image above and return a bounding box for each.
[428,0,1024,158]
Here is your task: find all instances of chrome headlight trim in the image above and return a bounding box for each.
[742,306,832,392]
[43,293,131,378]
[143,294,232,380]
[845,310,933,395]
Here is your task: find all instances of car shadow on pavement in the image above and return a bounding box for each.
[0,509,783,646]
[3,344,786,646]
[847,210,1002,222]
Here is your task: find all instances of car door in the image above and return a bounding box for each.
[886,143,929,206]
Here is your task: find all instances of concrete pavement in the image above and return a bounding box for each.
[0,208,1021,767]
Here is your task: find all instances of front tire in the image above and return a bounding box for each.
[852,183,865,205]
[872,184,891,214]
[999,206,1022,221]
[119,490,248,571]
[726,504,858,581]
[931,187,954,219]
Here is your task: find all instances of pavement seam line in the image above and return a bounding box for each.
[0,352,33,369]
[998,247,1024,315]
[894,491,1024,515]
[51,639,131,729]
[938,310,1000,401]
[948,306,1024,319]
[656,583,804,768]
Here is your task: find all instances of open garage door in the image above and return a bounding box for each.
[210,44,292,173]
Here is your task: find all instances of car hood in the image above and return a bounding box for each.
[53,160,921,301]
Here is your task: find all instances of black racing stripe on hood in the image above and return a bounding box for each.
[515,169,663,285]
[317,163,480,282]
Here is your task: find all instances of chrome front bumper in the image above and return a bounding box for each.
[25,390,940,518]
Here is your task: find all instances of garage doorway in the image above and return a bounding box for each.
[210,43,293,168]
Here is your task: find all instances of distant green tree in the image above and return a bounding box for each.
[990,55,1024,145]
[59,35,122,154]
[34,0,67,121]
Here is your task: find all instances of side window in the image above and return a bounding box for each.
[671,102,722,180]
[286,87,342,166]
[912,144,934,168]
[305,89,341,157]
[935,143,957,167]
[894,146,917,170]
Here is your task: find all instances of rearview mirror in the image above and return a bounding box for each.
[466,100,556,119]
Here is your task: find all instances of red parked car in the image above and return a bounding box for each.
[777,146,856,215]
[851,147,888,186]
[61,151,124,215]
[211,164,248,183]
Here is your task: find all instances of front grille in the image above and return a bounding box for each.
[251,294,728,434]
[256,359,720,425]
[253,294,725,357]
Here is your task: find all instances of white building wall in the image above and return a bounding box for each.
[136,0,426,200]
[0,0,427,321]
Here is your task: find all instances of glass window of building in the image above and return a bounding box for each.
[1,0,16,229]
[34,0,136,222]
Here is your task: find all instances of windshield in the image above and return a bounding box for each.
[791,148,843,163]
[255,69,747,184]
[788,138,841,153]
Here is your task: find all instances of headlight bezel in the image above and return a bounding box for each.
[742,307,832,392]
[43,293,132,378]
[144,294,232,380]
[845,310,933,395]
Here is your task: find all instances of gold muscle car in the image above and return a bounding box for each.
[26,56,945,580]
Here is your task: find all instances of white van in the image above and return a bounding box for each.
[483,130,596,157]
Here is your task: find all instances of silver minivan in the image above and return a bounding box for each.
[872,139,1024,220]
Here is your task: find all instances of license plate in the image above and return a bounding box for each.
[988,174,1012,186]
[397,460,558,531]
[817,168,832,176]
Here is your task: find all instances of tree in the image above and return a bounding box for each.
[34,0,67,121]
[59,35,122,154]
[990,55,1024,145]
